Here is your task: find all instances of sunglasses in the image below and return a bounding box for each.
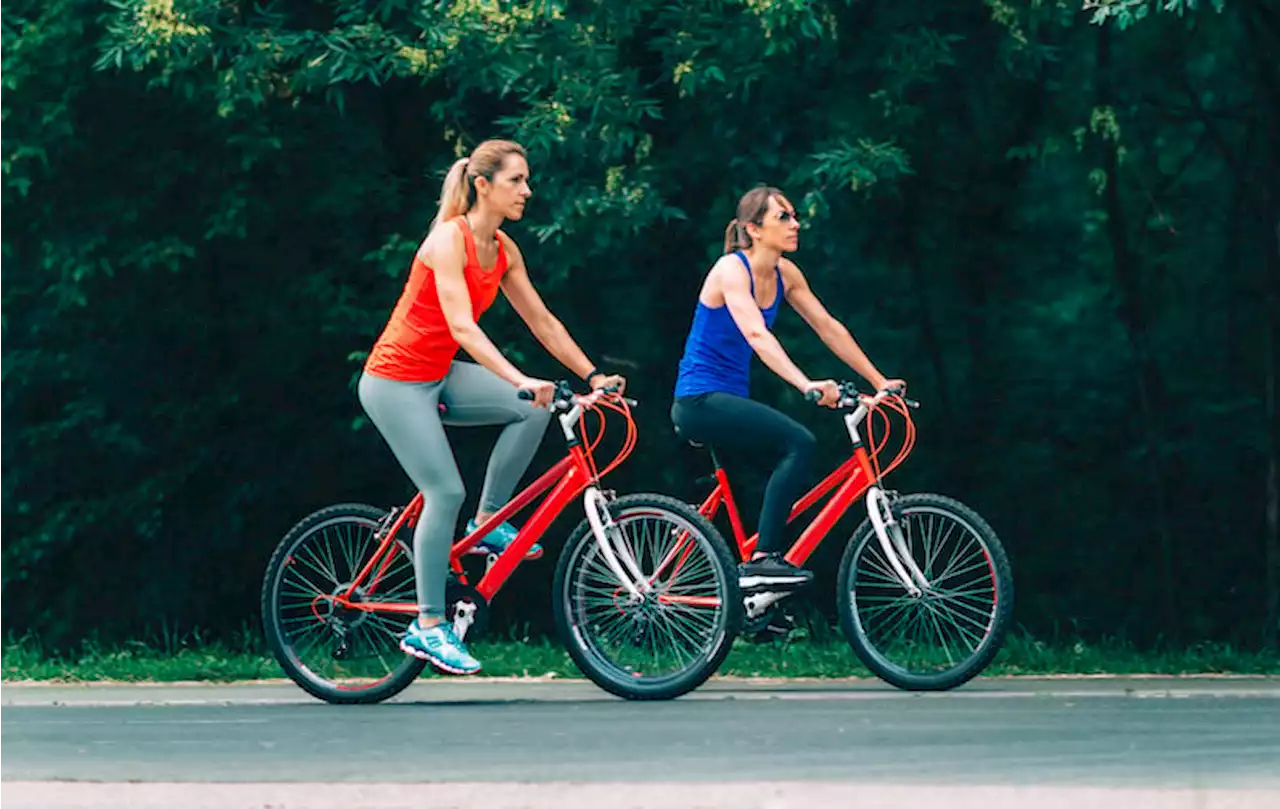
[755,210,801,225]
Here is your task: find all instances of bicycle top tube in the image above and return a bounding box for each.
[467,381,639,600]
[695,383,918,560]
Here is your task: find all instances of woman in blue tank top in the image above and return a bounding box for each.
[671,185,905,590]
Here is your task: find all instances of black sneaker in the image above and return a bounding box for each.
[738,554,814,591]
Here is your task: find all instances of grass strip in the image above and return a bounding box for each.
[4,630,1275,683]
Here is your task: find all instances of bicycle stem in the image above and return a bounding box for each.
[542,385,650,598]
[841,389,932,595]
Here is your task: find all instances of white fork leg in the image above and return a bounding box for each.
[866,487,929,595]
[583,487,648,599]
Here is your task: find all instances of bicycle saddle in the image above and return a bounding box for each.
[672,424,705,450]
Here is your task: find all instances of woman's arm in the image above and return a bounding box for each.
[499,233,626,392]
[430,225,554,403]
[780,259,898,392]
[718,257,837,405]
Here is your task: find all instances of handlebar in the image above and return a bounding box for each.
[805,382,920,409]
[517,380,636,409]
[516,380,576,403]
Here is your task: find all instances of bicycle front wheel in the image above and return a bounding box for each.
[261,503,426,704]
[554,494,742,701]
[837,492,1013,691]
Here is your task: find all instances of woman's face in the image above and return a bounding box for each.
[750,195,801,253]
[478,154,533,220]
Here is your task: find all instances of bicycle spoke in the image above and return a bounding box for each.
[848,503,1008,680]
[567,506,730,685]
[269,513,422,693]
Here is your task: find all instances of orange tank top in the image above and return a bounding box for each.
[364,217,509,382]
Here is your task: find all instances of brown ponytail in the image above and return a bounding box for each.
[723,218,748,253]
[723,184,785,254]
[430,139,528,231]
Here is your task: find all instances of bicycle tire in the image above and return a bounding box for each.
[836,492,1013,691]
[553,493,743,701]
[261,503,426,704]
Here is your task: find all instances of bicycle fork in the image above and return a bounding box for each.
[583,486,650,600]
[866,486,931,596]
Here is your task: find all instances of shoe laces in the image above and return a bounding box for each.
[439,623,465,648]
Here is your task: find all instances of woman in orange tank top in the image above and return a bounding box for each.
[358,139,626,674]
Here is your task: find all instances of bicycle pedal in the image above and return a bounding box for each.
[743,590,792,619]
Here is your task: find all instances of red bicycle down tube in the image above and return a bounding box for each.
[450,455,576,563]
[473,447,594,602]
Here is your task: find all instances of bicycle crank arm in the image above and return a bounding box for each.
[866,487,929,596]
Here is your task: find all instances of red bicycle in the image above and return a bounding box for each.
[262,382,741,704]
[683,383,1013,691]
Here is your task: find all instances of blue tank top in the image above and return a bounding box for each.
[674,251,784,399]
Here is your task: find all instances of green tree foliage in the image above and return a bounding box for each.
[4,0,1276,649]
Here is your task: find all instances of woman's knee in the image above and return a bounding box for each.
[432,475,467,512]
[787,425,817,463]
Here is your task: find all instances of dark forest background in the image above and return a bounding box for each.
[4,0,1277,651]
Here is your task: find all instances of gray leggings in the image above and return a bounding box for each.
[358,362,552,618]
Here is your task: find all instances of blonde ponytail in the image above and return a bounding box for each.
[429,140,528,232]
[432,158,474,230]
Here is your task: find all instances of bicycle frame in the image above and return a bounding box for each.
[699,447,878,567]
[696,390,918,568]
[330,395,629,618]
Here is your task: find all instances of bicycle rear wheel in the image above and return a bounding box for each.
[261,503,425,704]
[554,493,742,700]
[836,492,1013,691]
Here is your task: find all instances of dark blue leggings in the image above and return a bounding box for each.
[671,392,816,554]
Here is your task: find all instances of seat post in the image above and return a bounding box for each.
[707,445,724,472]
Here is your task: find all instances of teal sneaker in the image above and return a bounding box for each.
[465,518,544,560]
[399,621,481,675]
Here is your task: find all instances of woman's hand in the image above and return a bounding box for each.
[588,372,627,395]
[803,379,840,408]
[517,377,556,408]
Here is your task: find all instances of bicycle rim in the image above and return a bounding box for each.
[559,499,736,698]
[844,498,1010,689]
[265,508,423,701]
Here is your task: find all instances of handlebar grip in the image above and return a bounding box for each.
[804,389,823,404]
[876,385,919,409]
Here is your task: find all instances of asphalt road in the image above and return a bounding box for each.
[3,677,1278,808]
